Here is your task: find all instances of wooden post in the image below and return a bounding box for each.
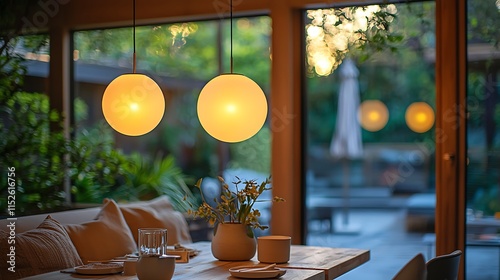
[270,0,304,244]
[49,24,72,205]
[435,0,466,279]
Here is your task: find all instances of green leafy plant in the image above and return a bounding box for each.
[305,5,403,76]
[112,153,197,212]
[0,91,70,214]
[187,176,284,237]
[0,4,70,215]
[69,121,130,203]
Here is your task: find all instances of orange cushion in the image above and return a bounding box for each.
[64,199,136,263]
[0,216,83,279]
[106,196,192,245]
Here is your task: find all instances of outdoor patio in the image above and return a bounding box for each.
[307,209,499,279]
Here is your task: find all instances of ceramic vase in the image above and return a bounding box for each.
[211,223,256,261]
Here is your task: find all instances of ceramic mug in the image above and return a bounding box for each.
[136,255,176,280]
[257,235,291,264]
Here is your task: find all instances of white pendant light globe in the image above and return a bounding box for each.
[197,74,268,143]
[102,73,165,136]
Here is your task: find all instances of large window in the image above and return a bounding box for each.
[71,17,272,225]
[304,2,437,278]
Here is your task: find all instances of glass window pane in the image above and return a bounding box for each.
[466,1,500,278]
[304,2,436,278]
[72,16,271,234]
[0,34,55,214]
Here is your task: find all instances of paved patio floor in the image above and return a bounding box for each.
[306,209,499,279]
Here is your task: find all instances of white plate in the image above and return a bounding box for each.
[74,263,124,275]
[229,265,286,279]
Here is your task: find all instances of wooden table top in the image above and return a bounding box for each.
[23,241,370,280]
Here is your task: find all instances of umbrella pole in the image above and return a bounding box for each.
[335,158,360,235]
[342,158,350,226]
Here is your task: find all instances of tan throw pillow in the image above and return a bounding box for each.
[106,196,192,245]
[64,199,136,264]
[0,215,83,280]
[145,195,175,210]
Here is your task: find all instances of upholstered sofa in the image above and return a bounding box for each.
[0,196,194,279]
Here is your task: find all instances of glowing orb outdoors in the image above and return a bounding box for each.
[358,100,389,132]
[405,102,435,133]
[197,74,268,143]
[102,74,165,136]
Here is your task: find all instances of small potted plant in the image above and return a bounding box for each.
[186,176,284,261]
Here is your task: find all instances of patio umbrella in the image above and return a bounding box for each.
[329,58,363,232]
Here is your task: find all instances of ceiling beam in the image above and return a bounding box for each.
[50,0,269,30]
[25,0,402,31]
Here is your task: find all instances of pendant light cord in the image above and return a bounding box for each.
[133,0,136,73]
[230,0,233,73]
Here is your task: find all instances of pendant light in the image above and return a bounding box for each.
[102,0,165,136]
[405,102,435,133]
[197,0,268,143]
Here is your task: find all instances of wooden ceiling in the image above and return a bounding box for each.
[37,0,387,30]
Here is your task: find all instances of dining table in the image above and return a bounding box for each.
[22,241,370,280]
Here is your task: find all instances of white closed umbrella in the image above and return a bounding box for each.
[329,58,363,232]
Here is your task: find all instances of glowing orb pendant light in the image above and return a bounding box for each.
[198,74,267,143]
[405,102,435,133]
[197,0,267,143]
[358,100,389,132]
[102,0,164,136]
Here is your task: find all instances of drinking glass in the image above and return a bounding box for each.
[138,228,167,257]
